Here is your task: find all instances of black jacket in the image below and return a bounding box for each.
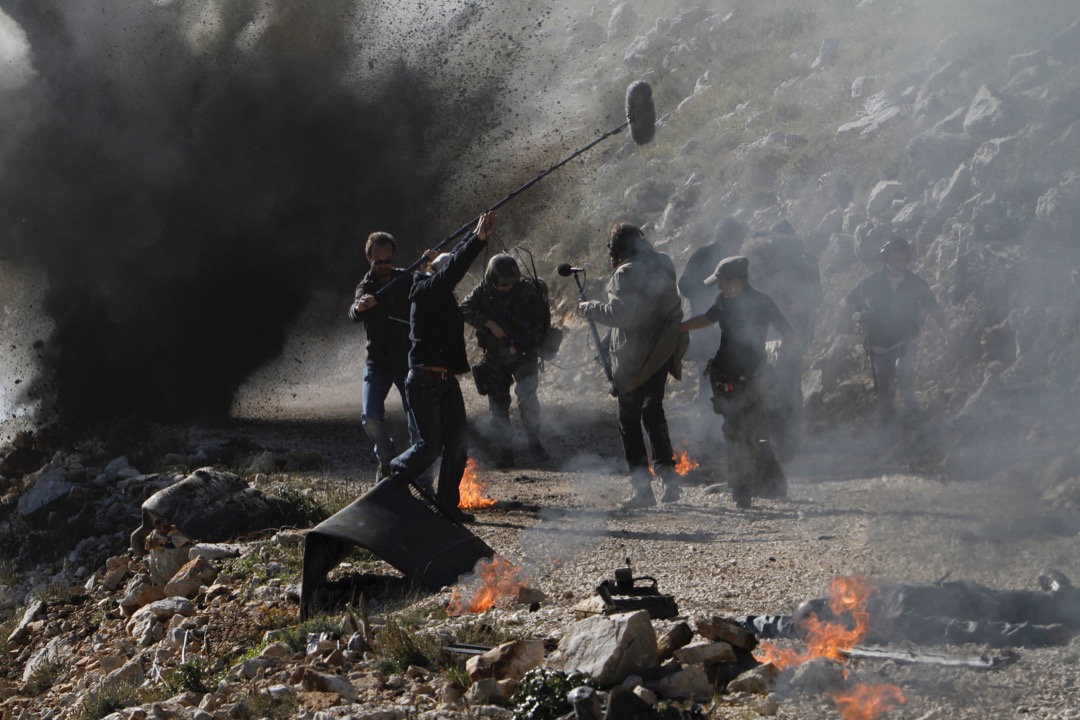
[407,232,487,373]
[349,267,412,374]
[844,268,940,349]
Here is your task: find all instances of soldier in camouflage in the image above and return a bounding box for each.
[461,254,553,468]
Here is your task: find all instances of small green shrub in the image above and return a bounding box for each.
[25,658,66,696]
[509,667,597,720]
[164,656,212,694]
[372,614,442,675]
[240,689,300,719]
[276,614,349,655]
[273,484,332,527]
[75,682,138,720]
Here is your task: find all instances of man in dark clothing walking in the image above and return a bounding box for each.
[580,223,685,509]
[461,254,553,468]
[348,232,420,481]
[843,236,948,449]
[385,212,496,524]
[681,256,796,509]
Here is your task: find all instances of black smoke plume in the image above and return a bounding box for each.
[0,0,514,426]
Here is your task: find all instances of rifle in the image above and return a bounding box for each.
[563,268,617,397]
[474,290,539,356]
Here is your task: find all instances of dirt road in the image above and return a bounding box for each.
[216,364,1080,719]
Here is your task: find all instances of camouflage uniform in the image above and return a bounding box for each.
[461,255,552,466]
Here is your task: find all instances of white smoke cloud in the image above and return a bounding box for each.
[0,8,33,92]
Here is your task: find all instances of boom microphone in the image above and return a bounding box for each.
[557,263,584,276]
[376,80,657,301]
[625,81,656,145]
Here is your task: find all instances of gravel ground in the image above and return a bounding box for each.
[218,360,1080,719]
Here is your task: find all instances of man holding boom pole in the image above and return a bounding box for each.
[382,212,497,524]
[579,222,685,509]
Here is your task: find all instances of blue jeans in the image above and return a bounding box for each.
[362,364,419,467]
[390,369,469,508]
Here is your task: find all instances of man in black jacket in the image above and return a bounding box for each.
[385,212,496,523]
[348,232,419,481]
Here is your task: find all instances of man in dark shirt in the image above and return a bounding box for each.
[843,237,948,449]
[681,256,795,508]
[385,212,496,524]
[678,217,750,409]
[348,232,419,481]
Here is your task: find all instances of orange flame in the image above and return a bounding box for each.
[832,683,906,720]
[674,448,700,476]
[754,576,905,720]
[448,555,530,615]
[458,458,496,510]
[756,576,874,669]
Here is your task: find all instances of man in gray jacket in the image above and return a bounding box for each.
[580,222,685,508]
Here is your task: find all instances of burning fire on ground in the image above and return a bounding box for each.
[448,555,531,615]
[832,683,907,720]
[648,443,700,477]
[674,445,700,475]
[458,458,496,510]
[754,576,906,720]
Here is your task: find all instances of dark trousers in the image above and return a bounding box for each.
[872,342,919,445]
[390,369,468,509]
[618,363,675,484]
[719,379,767,504]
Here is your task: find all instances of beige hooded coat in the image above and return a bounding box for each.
[583,243,684,394]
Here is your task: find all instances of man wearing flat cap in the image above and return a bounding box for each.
[678,217,750,408]
[681,255,796,509]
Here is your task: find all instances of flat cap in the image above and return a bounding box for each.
[704,255,750,285]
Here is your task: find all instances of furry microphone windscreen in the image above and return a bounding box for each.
[625,81,656,146]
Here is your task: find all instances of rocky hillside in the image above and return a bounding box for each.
[512,0,1080,491]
